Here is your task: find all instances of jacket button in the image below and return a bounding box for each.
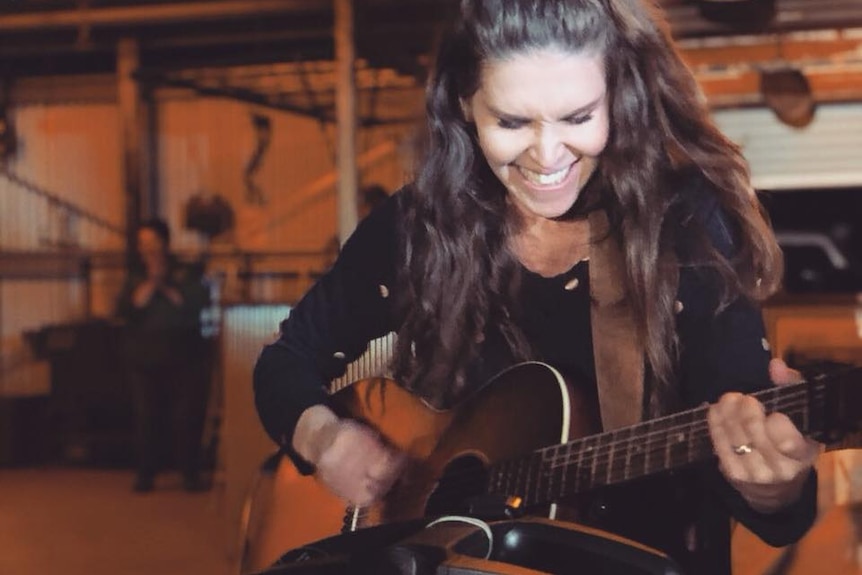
[564,277,580,291]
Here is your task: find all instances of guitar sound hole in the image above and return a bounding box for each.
[426,455,488,517]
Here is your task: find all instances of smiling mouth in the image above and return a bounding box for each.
[517,164,574,187]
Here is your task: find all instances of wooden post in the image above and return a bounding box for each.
[140,85,159,218]
[334,0,358,245]
[117,38,143,259]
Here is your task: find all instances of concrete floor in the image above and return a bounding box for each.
[1,464,861,575]
[0,467,234,575]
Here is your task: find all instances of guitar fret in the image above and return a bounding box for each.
[506,458,517,497]
[506,458,516,497]
[585,436,599,490]
[641,420,654,476]
[666,413,692,469]
[516,451,527,500]
[498,459,511,496]
[572,437,585,493]
[523,453,535,505]
[531,452,544,506]
[603,433,615,486]
[483,365,857,517]
[607,428,630,484]
[546,445,561,504]
[623,432,643,480]
[492,464,503,495]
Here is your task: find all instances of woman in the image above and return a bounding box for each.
[253,0,820,572]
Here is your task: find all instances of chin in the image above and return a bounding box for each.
[525,200,577,221]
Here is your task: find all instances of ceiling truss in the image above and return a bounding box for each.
[1,0,862,118]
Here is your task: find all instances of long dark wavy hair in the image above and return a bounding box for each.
[391,0,783,414]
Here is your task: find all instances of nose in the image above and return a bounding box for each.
[530,122,565,167]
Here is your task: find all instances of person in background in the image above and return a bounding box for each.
[116,218,211,493]
[253,1,821,572]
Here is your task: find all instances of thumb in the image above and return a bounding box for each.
[769,358,804,386]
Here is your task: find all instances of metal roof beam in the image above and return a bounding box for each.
[0,0,328,32]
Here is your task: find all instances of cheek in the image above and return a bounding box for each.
[476,128,525,167]
[589,116,611,155]
[566,120,610,157]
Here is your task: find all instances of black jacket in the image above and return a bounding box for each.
[253,175,817,574]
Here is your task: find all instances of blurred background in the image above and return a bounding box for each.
[0,1,860,574]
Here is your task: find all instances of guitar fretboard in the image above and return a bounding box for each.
[487,369,858,507]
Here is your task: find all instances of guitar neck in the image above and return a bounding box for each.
[488,366,860,507]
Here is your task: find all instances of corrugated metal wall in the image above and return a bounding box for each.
[158,94,413,255]
[156,93,413,303]
[1,102,126,396]
[0,89,413,395]
[713,102,862,190]
[2,104,125,250]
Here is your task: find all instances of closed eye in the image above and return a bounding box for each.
[497,117,528,130]
[564,113,594,126]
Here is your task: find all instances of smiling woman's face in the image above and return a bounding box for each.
[464,48,610,222]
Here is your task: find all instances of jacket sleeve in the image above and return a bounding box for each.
[252,194,400,473]
[675,182,818,547]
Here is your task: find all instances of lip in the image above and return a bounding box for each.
[517,161,580,191]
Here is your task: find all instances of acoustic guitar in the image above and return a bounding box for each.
[241,360,862,573]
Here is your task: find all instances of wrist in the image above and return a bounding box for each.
[743,470,810,514]
[292,405,340,465]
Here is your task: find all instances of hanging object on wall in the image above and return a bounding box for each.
[184,193,235,240]
[698,0,776,31]
[244,112,272,206]
[759,67,816,128]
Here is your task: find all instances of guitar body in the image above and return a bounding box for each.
[243,360,862,573]
[242,362,598,573]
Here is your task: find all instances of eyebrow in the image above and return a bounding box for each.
[486,92,606,123]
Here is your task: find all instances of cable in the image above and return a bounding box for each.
[425,515,494,560]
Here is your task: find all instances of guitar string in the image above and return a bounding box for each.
[350,391,811,517]
[336,358,828,487]
[504,388,814,493]
[475,383,819,497]
[364,388,818,512]
[541,387,815,469]
[349,373,844,520]
[348,385,830,523]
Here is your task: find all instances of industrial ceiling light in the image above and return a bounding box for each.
[759,67,816,128]
[698,0,777,30]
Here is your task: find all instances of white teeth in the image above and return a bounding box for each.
[519,165,570,186]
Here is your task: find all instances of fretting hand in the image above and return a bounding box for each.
[707,358,822,513]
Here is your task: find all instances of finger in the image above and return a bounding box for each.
[763,412,821,463]
[769,358,804,386]
[738,408,787,476]
[728,397,777,482]
[708,394,755,475]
